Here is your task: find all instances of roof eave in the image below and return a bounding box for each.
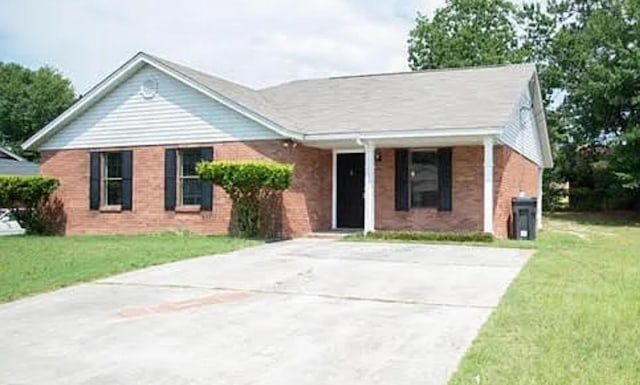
[302,126,503,142]
[531,72,554,168]
[22,52,149,150]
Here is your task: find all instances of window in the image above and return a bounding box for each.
[178,149,202,205]
[410,150,438,208]
[102,152,123,206]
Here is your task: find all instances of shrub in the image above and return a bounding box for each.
[0,176,60,234]
[197,160,293,237]
[362,230,495,243]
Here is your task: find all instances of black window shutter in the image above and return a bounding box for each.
[438,148,453,211]
[121,151,133,210]
[89,152,101,210]
[200,147,213,211]
[395,149,409,211]
[164,149,177,211]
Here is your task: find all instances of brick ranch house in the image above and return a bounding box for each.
[22,52,552,238]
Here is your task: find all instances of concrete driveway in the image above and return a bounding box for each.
[0,239,531,385]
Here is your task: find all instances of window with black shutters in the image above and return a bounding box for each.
[410,150,438,208]
[177,149,202,205]
[102,152,123,206]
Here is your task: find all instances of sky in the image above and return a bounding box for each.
[0,0,444,94]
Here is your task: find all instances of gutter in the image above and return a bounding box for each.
[302,126,503,142]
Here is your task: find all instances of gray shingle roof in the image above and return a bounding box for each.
[148,53,536,136]
[0,145,38,175]
[260,64,536,135]
[0,159,39,176]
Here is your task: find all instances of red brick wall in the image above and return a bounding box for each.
[374,145,539,238]
[493,145,540,238]
[41,141,537,238]
[375,147,484,232]
[40,141,332,237]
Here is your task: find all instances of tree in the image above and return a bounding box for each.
[0,63,75,160]
[408,0,523,70]
[548,0,640,207]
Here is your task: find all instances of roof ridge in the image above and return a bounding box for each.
[329,62,535,79]
[142,52,535,90]
[260,62,536,90]
[143,52,535,90]
[143,52,258,91]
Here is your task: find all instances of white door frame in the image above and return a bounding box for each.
[332,149,365,229]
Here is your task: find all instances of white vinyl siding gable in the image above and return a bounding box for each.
[41,65,282,150]
[499,85,544,166]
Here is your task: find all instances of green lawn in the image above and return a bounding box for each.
[448,213,640,385]
[0,233,261,302]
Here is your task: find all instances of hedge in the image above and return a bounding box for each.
[197,160,292,193]
[361,231,495,243]
[0,176,60,234]
[197,160,293,237]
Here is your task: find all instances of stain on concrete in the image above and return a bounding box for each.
[117,290,251,318]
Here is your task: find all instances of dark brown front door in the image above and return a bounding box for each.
[336,153,364,228]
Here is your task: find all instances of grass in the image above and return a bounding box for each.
[0,233,262,302]
[447,213,640,385]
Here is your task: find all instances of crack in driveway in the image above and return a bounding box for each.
[96,280,496,310]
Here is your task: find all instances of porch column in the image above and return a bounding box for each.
[483,137,494,234]
[364,143,376,233]
[537,167,543,230]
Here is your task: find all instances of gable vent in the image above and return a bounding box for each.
[140,77,158,99]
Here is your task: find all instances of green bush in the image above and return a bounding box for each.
[0,176,60,234]
[197,160,293,237]
[362,230,495,243]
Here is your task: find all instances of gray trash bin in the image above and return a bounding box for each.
[511,197,537,240]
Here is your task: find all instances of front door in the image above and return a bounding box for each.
[336,153,364,228]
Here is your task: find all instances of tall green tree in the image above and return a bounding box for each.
[0,63,75,160]
[408,0,523,70]
[549,0,640,206]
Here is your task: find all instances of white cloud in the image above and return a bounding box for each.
[0,0,444,93]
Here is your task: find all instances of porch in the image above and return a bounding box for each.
[312,136,543,238]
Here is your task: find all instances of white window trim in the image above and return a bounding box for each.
[176,149,202,207]
[101,152,123,208]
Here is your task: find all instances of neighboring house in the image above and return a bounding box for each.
[0,145,39,176]
[22,52,552,238]
[0,145,37,236]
